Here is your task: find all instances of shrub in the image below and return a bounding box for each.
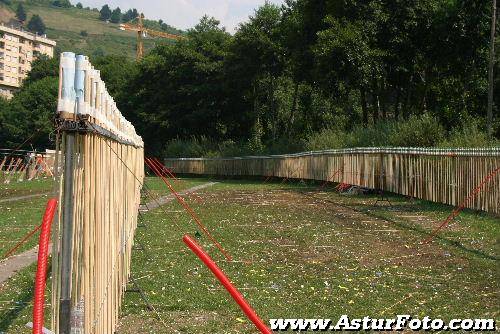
[80,30,88,37]
[305,128,350,151]
[306,114,446,150]
[389,114,446,147]
[438,119,499,148]
[52,0,72,8]
[163,136,215,158]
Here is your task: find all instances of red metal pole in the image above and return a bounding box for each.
[33,198,58,334]
[183,235,272,334]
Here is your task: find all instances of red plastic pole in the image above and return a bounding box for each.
[33,198,58,334]
[183,235,272,334]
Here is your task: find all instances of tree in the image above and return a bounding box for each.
[52,0,72,7]
[110,7,121,23]
[5,77,58,149]
[23,55,59,86]
[16,3,27,22]
[76,2,83,9]
[90,55,137,107]
[2,55,59,149]
[0,97,10,147]
[122,8,138,22]
[123,16,232,154]
[99,4,111,21]
[27,15,46,35]
[487,0,496,136]
[227,4,285,141]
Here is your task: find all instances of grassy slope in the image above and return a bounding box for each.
[0,1,162,58]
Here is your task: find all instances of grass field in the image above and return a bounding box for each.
[0,1,159,58]
[0,178,55,256]
[0,177,498,333]
[0,176,207,259]
[116,179,499,333]
[0,177,53,199]
[0,175,212,332]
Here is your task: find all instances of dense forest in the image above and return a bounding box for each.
[0,0,499,157]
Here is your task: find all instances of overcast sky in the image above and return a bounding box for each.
[77,0,286,33]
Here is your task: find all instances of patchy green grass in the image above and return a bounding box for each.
[0,178,54,199]
[142,176,213,200]
[116,178,499,333]
[0,179,55,258]
[0,178,498,333]
[0,195,51,257]
[0,263,51,333]
[0,176,208,259]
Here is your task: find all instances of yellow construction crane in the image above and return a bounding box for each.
[120,14,184,60]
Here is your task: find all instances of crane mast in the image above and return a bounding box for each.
[119,14,184,61]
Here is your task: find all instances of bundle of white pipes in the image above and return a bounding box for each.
[57,52,143,147]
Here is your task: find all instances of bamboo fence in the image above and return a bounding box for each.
[52,53,144,334]
[165,148,500,215]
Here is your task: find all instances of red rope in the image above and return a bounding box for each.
[3,224,42,259]
[152,157,179,182]
[145,158,232,261]
[319,167,343,189]
[423,166,500,244]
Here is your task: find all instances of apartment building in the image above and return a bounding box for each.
[0,23,56,99]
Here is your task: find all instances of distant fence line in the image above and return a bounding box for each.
[165,147,500,215]
[0,149,56,183]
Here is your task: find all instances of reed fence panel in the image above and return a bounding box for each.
[165,148,500,215]
[52,53,144,334]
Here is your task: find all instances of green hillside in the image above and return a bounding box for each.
[0,0,181,58]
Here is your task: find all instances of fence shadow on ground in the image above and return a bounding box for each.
[295,189,499,262]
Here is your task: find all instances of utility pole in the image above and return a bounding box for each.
[487,0,497,136]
